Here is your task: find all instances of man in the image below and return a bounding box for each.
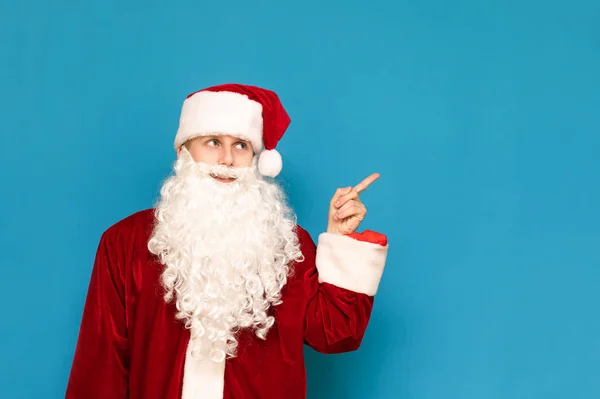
[65,83,389,399]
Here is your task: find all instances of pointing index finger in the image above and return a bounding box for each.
[353,173,380,193]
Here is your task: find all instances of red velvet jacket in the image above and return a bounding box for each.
[65,209,388,399]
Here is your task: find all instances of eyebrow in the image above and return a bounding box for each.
[206,135,249,143]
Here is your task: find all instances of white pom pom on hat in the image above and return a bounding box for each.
[258,149,283,177]
[174,83,290,177]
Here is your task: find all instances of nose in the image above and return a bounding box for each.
[219,145,234,166]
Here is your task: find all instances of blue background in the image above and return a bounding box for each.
[1,0,599,398]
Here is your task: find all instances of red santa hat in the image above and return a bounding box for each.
[174,83,290,178]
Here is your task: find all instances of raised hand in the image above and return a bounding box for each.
[327,173,380,236]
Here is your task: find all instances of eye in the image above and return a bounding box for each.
[207,139,219,147]
[235,142,248,150]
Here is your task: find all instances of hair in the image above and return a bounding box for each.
[148,149,304,362]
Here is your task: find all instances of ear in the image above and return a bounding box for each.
[176,145,183,158]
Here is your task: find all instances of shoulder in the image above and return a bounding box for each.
[292,224,318,277]
[90,209,157,277]
[294,224,316,249]
[104,208,154,233]
[294,224,311,240]
[99,208,156,246]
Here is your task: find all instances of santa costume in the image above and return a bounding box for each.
[65,84,389,399]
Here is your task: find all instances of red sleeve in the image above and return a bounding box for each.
[297,228,387,354]
[65,229,129,398]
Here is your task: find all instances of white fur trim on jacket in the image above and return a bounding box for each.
[181,338,226,399]
[174,90,263,151]
[315,233,388,296]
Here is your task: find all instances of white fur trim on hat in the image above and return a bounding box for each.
[258,149,282,177]
[174,91,264,151]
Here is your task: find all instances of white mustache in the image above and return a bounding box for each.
[176,148,257,181]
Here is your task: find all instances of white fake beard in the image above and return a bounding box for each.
[147,149,304,362]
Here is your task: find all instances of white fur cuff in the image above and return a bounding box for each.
[315,233,388,296]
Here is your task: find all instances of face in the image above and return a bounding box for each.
[178,135,254,183]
